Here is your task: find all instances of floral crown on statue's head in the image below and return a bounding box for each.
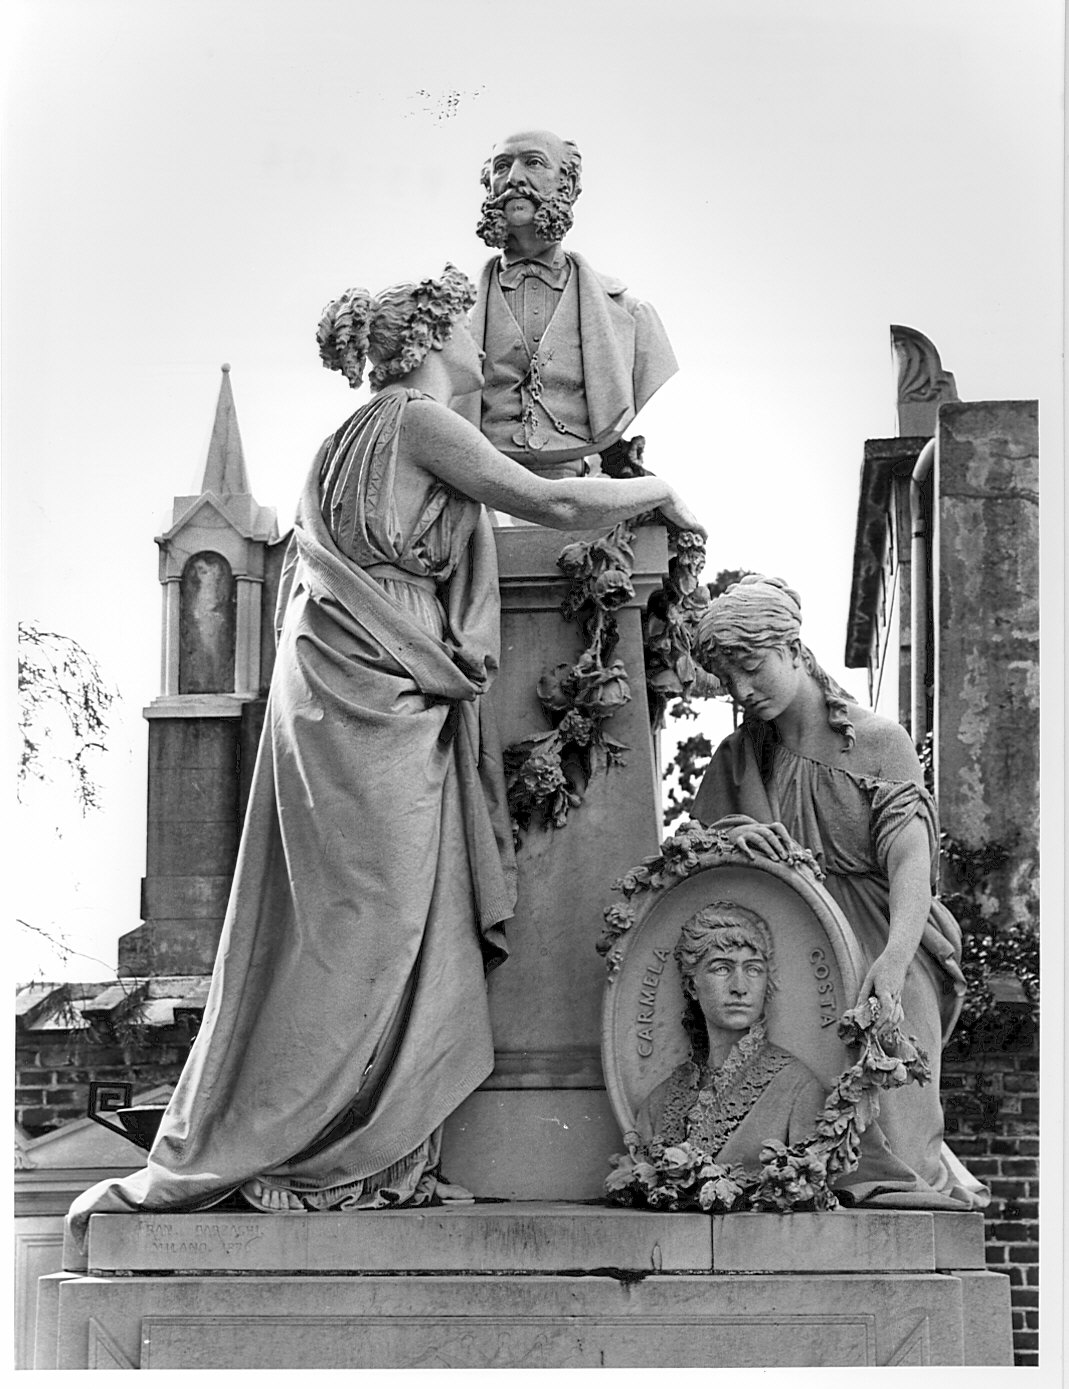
[317,262,476,390]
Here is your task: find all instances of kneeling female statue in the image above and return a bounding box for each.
[67,264,704,1249]
[691,574,988,1209]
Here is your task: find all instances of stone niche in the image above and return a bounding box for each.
[178,551,236,694]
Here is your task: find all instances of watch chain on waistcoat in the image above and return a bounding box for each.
[502,294,588,447]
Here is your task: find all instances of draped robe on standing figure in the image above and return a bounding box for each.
[67,388,518,1259]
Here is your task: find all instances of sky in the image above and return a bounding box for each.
[4,0,1064,981]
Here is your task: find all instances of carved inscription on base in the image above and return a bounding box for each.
[140,1218,266,1261]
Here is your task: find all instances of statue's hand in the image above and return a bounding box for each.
[855,951,908,1029]
[729,820,794,862]
[660,488,707,539]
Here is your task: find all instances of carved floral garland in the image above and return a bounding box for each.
[596,818,825,979]
[504,518,708,843]
[642,528,712,732]
[605,999,932,1214]
[598,820,932,1212]
[503,521,635,841]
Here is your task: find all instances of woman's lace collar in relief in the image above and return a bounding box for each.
[657,1018,794,1154]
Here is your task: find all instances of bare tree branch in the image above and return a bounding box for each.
[17,621,117,812]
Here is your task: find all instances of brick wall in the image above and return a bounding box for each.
[942,1035,1039,1367]
[15,978,208,1137]
[16,1026,195,1137]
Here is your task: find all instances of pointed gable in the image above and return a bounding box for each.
[157,365,279,558]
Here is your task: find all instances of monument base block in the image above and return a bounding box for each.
[43,1205,1012,1368]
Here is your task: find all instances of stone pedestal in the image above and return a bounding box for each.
[441,523,669,1199]
[118,693,270,976]
[41,1207,1013,1368]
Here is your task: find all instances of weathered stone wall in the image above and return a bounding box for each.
[124,718,243,975]
[942,1038,1040,1367]
[119,699,266,976]
[934,400,1040,918]
[929,400,1040,1370]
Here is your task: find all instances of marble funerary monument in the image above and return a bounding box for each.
[31,130,1013,1370]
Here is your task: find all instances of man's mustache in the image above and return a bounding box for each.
[485,183,544,211]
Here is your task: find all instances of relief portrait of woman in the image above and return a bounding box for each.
[635,902,827,1175]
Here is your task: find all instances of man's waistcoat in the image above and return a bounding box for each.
[481,268,591,462]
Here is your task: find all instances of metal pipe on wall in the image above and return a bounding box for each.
[909,437,935,747]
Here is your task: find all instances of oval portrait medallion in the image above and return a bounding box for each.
[600,836,868,1140]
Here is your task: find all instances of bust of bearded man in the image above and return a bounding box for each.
[465,129,679,479]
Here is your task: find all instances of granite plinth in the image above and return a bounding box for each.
[33,1272,78,1372]
[42,1206,1011,1367]
[954,1270,1015,1366]
[709,1210,936,1272]
[82,1206,979,1275]
[931,1208,988,1268]
[49,1270,978,1369]
[84,1204,712,1274]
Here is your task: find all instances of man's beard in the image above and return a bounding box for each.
[476,186,576,249]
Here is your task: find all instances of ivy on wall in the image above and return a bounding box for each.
[941,836,1039,1058]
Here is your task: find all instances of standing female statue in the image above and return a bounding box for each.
[68,264,704,1244]
[692,574,987,1209]
[636,902,827,1174]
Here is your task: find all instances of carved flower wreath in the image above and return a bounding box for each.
[605,999,932,1214]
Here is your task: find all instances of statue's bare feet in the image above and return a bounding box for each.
[434,1176,475,1204]
[240,1178,306,1212]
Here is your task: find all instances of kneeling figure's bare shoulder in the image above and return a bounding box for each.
[848,706,924,785]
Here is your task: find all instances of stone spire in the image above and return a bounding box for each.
[200,363,251,495]
[162,364,277,538]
